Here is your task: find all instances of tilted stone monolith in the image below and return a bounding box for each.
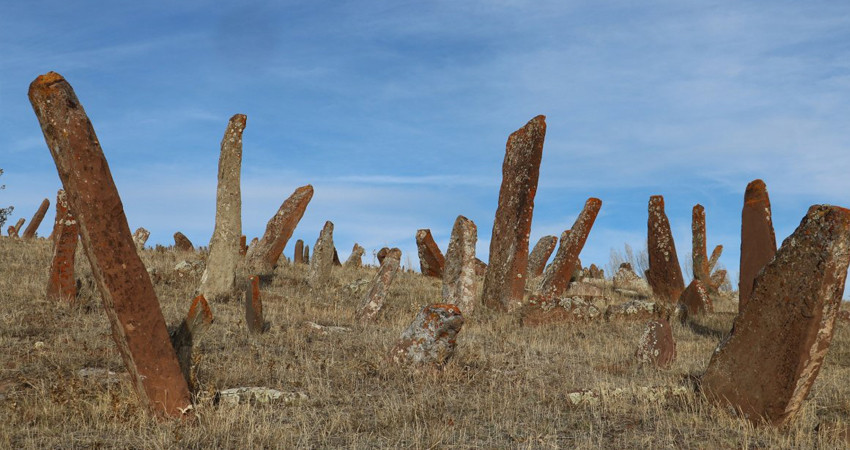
[308,221,335,287]
[173,232,194,252]
[357,247,401,322]
[199,114,245,302]
[416,229,446,278]
[482,115,546,311]
[13,218,25,236]
[245,185,313,276]
[133,227,150,251]
[245,275,265,334]
[442,215,478,313]
[692,204,710,284]
[22,198,50,239]
[702,205,850,426]
[294,239,304,264]
[389,303,464,366]
[46,189,78,302]
[739,179,777,311]
[527,235,557,279]
[345,243,365,268]
[538,198,602,299]
[645,196,685,303]
[708,245,723,273]
[29,72,191,417]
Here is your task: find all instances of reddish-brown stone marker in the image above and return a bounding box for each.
[538,198,602,299]
[416,229,446,278]
[46,189,78,302]
[245,185,313,276]
[22,198,50,239]
[645,195,685,303]
[739,179,777,311]
[294,239,304,264]
[173,232,194,252]
[29,72,191,417]
[692,204,709,284]
[526,235,557,279]
[245,275,264,334]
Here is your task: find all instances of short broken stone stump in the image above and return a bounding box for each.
[389,304,464,366]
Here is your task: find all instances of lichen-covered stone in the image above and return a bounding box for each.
[133,227,150,251]
[308,221,335,287]
[46,189,77,302]
[22,198,50,239]
[692,204,710,284]
[538,198,602,299]
[173,232,194,252]
[678,279,712,318]
[612,263,651,297]
[702,205,850,426]
[442,215,477,313]
[389,303,464,366]
[520,295,602,326]
[635,319,676,369]
[377,247,389,265]
[645,196,685,303]
[527,235,557,279]
[605,299,668,322]
[345,243,365,268]
[29,72,191,417]
[739,179,777,311]
[245,185,313,276]
[586,264,604,280]
[482,115,546,311]
[416,229,446,278]
[357,248,401,321]
[199,114,245,301]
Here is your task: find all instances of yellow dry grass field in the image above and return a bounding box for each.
[2,237,850,448]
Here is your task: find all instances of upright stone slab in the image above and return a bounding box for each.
[29,72,191,417]
[22,198,50,239]
[173,232,194,252]
[702,205,850,426]
[377,247,389,265]
[303,244,310,264]
[645,195,685,303]
[345,243,365,268]
[415,229,446,278]
[739,179,777,311]
[245,185,313,276]
[133,227,150,251]
[46,189,78,302]
[635,319,676,369]
[679,279,712,317]
[6,226,17,238]
[389,303,464,366]
[692,204,710,284]
[199,114,245,302]
[527,235,557,279]
[308,221,335,287]
[482,115,546,311]
[294,239,304,264]
[442,215,478,314]
[245,275,265,334]
[357,248,401,322]
[239,235,247,256]
[538,198,602,299]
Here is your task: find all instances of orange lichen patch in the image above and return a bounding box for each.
[187,295,213,333]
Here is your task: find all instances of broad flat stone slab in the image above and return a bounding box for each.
[416,229,445,278]
[389,303,464,366]
[739,179,777,311]
[441,215,477,314]
[482,115,546,311]
[29,72,191,417]
[702,205,850,426]
[246,185,313,276]
[520,296,603,326]
[645,196,685,303]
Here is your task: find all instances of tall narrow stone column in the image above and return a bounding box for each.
[538,198,601,299]
[199,114,246,301]
[442,215,478,313]
[22,198,50,239]
[645,196,685,303]
[482,115,546,311]
[692,204,709,284]
[29,72,191,417]
[739,179,777,311]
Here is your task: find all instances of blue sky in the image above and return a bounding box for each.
[2,1,850,287]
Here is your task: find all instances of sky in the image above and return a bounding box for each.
[2,1,850,289]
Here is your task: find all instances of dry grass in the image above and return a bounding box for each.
[2,237,850,448]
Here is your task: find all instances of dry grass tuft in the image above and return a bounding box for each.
[2,237,850,448]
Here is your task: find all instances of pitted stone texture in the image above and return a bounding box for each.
[612,263,651,297]
[605,300,669,322]
[133,227,150,251]
[345,243,365,268]
[416,229,446,278]
[442,215,477,314]
[739,180,777,311]
[294,239,304,264]
[245,275,264,334]
[527,235,557,279]
[245,185,313,276]
[482,115,546,311]
[22,198,50,239]
[520,296,602,326]
[692,204,710,284]
[357,248,401,322]
[173,232,194,252]
[702,205,850,426]
[377,247,389,265]
[635,319,676,369]
[29,72,191,417]
[646,196,685,303]
[309,221,335,287]
[389,303,464,366]
[46,189,78,302]
[199,114,245,302]
[538,198,602,299]
[678,279,712,318]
